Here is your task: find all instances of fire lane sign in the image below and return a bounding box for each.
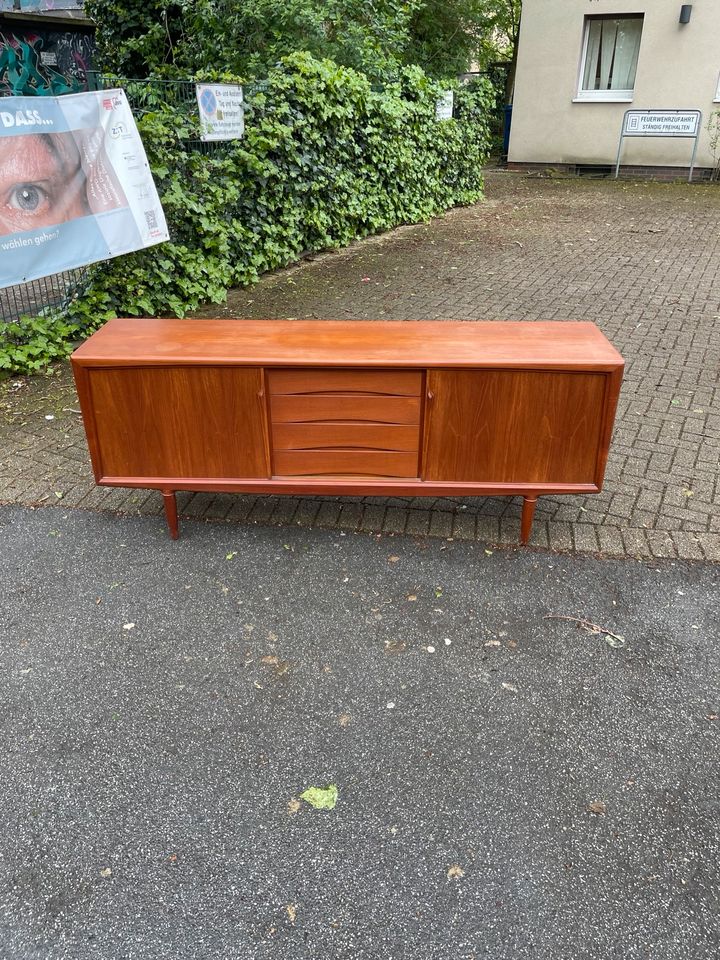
[622,110,701,137]
[615,108,702,183]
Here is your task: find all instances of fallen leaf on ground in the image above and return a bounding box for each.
[447,864,465,879]
[501,682,518,693]
[99,867,113,878]
[287,798,301,815]
[286,904,297,923]
[545,615,625,648]
[406,594,417,602]
[261,655,291,676]
[338,713,351,727]
[226,551,237,560]
[300,784,338,810]
[384,639,407,654]
[122,623,135,631]
[588,801,607,815]
[388,556,400,563]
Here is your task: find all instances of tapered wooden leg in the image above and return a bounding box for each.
[162,490,179,540]
[520,496,538,545]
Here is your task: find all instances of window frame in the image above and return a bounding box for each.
[575,13,644,103]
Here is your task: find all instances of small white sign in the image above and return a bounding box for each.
[623,110,700,137]
[436,90,454,121]
[195,84,244,142]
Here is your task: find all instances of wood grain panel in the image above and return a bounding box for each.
[272,422,420,452]
[88,366,268,479]
[270,394,420,424]
[273,450,419,478]
[424,370,606,484]
[72,318,625,371]
[268,368,422,396]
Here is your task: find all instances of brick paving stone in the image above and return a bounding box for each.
[359,505,386,533]
[225,496,258,522]
[573,525,600,554]
[698,533,720,563]
[293,498,322,527]
[182,492,218,518]
[672,532,705,562]
[547,522,573,553]
[428,511,453,539]
[2,171,720,559]
[315,501,343,528]
[475,516,501,544]
[270,497,300,526]
[383,507,409,534]
[597,525,625,558]
[621,527,652,559]
[405,511,430,537]
[203,494,235,520]
[247,497,279,525]
[337,503,363,531]
[452,512,477,540]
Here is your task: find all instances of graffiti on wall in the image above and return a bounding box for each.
[0,25,93,95]
[1,1,84,10]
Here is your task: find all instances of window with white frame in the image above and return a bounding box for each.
[578,15,643,101]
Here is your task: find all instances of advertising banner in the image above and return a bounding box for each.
[0,89,168,289]
[195,83,244,141]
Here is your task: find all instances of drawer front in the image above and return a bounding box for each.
[274,450,419,478]
[269,368,422,397]
[268,366,423,479]
[272,422,420,452]
[270,394,421,425]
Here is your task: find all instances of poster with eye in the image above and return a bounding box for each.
[0,89,168,288]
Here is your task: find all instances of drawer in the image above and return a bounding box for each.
[273,450,419,478]
[270,394,421,425]
[268,368,422,397]
[272,422,420,452]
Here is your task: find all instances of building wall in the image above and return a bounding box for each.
[508,0,719,170]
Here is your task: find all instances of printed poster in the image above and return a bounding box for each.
[0,89,168,288]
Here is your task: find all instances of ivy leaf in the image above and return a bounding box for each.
[299,784,338,810]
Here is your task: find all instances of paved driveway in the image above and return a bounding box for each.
[1,171,719,559]
[2,505,719,959]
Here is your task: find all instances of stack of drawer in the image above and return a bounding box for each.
[267,369,422,478]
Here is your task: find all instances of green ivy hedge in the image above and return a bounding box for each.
[1,53,494,373]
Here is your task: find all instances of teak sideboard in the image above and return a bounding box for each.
[71,318,624,542]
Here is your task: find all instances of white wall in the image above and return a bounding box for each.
[509,0,719,169]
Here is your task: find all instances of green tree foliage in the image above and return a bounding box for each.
[85,0,185,76]
[180,0,419,82]
[405,0,521,79]
[86,0,521,82]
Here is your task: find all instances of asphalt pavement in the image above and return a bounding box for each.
[1,503,719,959]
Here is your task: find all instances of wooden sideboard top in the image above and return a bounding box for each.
[71,318,624,370]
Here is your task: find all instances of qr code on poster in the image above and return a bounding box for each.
[144,210,159,230]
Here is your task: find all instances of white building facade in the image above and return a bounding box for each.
[508,0,719,177]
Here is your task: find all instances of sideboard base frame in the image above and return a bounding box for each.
[101,475,601,543]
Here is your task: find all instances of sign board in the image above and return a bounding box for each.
[435,90,454,121]
[622,110,701,137]
[0,89,168,289]
[196,84,244,142]
[614,109,702,183]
